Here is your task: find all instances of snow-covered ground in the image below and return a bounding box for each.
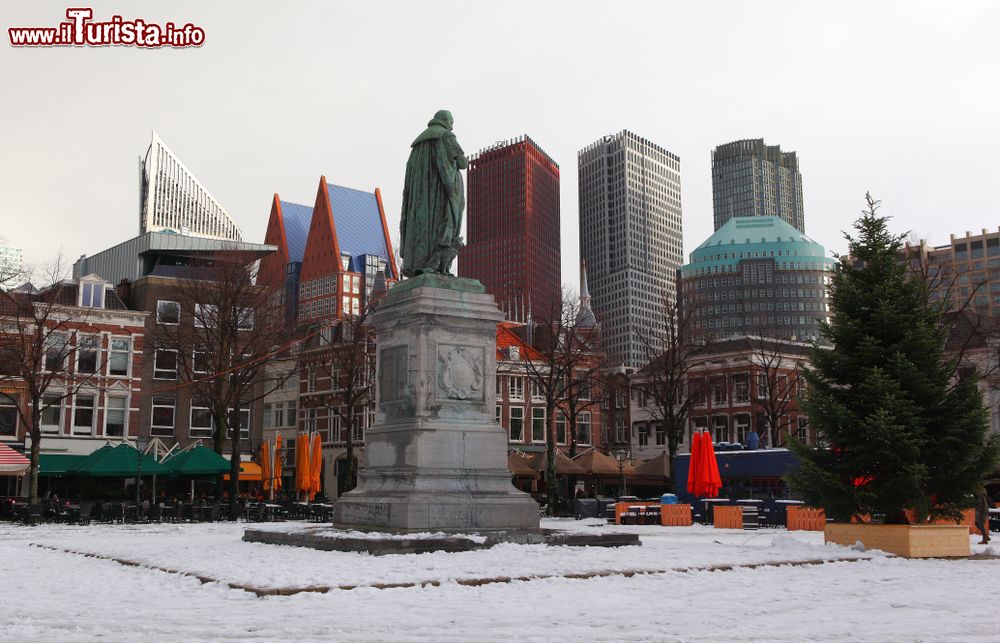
[1,519,998,641]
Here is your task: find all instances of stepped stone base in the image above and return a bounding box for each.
[332,275,539,532]
[243,527,640,555]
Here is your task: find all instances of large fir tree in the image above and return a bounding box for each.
[789,194,997,523]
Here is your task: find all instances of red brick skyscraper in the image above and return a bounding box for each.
[459,135,561,322]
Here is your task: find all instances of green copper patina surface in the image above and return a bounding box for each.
[399,110,468,278]
[389,272,486,296]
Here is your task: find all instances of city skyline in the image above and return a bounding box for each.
[2,2,998,292]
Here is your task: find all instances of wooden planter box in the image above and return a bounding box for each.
[714,505,743,529]
[825,523,970,558]
[787,506,826,531]
[660,504,692,526]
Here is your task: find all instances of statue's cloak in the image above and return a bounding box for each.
[400,117,466,277]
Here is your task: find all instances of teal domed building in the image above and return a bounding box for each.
[679,216,835,343]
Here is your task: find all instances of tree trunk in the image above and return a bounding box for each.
[545,403,558,515]
[28,404,41,505]
[227,405,241,521]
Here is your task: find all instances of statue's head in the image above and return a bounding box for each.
[431,109,454,130]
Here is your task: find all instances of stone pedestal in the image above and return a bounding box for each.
[333,274,540,531]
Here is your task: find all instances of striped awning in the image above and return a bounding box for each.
[0,443,30,476]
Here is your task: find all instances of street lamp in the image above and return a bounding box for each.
[611,445,633,498]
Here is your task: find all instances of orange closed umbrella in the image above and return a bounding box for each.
[309,433,323,500]
[273,434,283,491]
[261,440,272,492]
[296,433,310,496]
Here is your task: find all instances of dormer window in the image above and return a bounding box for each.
[78,276,106,308]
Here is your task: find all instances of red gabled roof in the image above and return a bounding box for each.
[496,321,543,361]
[259,195,290,293]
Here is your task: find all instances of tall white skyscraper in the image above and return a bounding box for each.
[0,243,23,287]
[139,131,243,241]
[578,130,683,367]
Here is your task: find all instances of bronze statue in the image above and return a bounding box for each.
[399,110,468,277]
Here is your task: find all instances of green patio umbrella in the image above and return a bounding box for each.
[70,443,170,477]
[164,445,231,477]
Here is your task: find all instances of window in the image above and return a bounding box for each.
[496,376,503,400]
[79,281,105,308]
[614,417,626,444]
[655,423,666,446]
[691,379,706,407]
[194,303,218,327]
[712,416,728,443]
[305,408,317,433]
[495,405,502,425]
[509,376,524,401]
[307,370,317,393]
[735,414,751,445]
[76,335,100,374]
[72,394,96,435]
[237,308,254,330]
[797,416,809,443]
[579,380,591,400]
[154,349,178,380]
[351,414,363,442]
[104,396,127,437]
[190,406,213,438]
[555,412,567,445]
[0,393,18,436]
[44,332,69,372]
[577,411,592,445]
[263,403,274,429]
[756,373,769,399]
[691,416,708,441]
[108,337,131,376]
[732,375,750,404]
[193,351,210,375]
[711,380,727,406]
[285,401,297,427]
[157,300,180,325]
[151,396,176,436]
[531,407,546,443]
[41,394,63,433]
[638,424,649,447]
[530,381,544,401]
[328,412,340,441]
[509,407,524,441]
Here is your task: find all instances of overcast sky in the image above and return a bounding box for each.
[2,1,998,289]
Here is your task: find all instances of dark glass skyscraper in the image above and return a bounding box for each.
[459,135,561,322]
[712,139,805,233]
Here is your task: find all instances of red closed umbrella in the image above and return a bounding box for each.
[687,431,703,496]
[702,434,722,498]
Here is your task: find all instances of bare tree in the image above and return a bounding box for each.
[505,291,602,514]
[151,250,287,519]
[743,334,806,447]
[0,255,104,504]
[635,297,706,468]
[306,306,376,495]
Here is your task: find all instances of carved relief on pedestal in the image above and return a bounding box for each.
[436,344,484,401]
